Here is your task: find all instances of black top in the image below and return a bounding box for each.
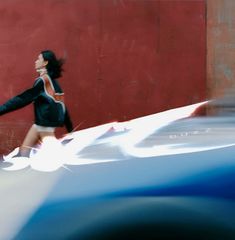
[0,74,73,132]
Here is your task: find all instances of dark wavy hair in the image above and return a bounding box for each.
[41,50,65,79]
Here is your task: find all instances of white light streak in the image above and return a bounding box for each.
[3,100,235,173]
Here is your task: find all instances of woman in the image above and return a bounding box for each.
[0,50,73,157]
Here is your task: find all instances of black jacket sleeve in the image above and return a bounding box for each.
[0,78,44,116]
[64,107,73,133]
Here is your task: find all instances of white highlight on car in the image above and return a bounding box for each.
[3,100,234,172]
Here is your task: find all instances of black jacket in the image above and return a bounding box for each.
[0,74,73,132]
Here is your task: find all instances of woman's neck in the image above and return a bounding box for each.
[37,68,47,76]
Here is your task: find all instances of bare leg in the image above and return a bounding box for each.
[18,125,56,157]
[19,125,40,157]
[39,131,55,141]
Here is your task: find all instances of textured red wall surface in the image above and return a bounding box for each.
[207,0,235,98]
[0,0,206,154]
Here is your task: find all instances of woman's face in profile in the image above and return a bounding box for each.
[35,54,47,71]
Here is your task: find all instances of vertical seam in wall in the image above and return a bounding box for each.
[205,0,209,99]
[96,0,104,119]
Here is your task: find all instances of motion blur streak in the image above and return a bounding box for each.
[0,171,61,240]
[2,101,212,172]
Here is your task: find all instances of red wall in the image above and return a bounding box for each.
[207,0,235,98]
[0,0,206,153]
